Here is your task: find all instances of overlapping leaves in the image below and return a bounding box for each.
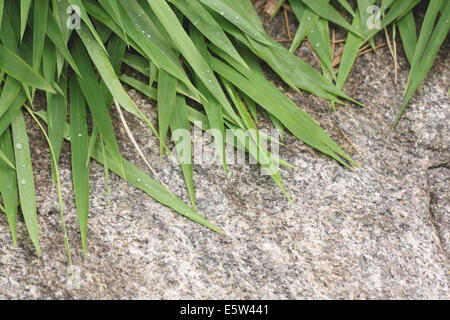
[284,0,448,121]
[0,0,445,261]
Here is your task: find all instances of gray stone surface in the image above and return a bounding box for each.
[429,165,450,256]
[0,13,449,299]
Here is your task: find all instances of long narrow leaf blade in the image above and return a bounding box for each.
[12,110,41,255]
[0,45,56,93]
[0,129,19,245]
[69,78,90,256]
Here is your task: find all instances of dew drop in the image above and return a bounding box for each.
[21,179,26,185]
[16,143,23,150]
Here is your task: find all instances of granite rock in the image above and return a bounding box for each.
[0,12,448,299]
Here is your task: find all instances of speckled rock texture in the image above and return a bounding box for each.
[0,12,448,299]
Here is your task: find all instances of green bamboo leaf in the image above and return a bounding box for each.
[66,0,108,53]
[268,112,285,141]
[231,46,283,136]
[337,0,355,17]
[288,0,319,53]
[50,0,62,30]
[0,129,19,245]
[308,18,336,81]
[394,0,422,22]
[189,27,229,174]
[228,0,264,29]
[108,0,129,45]
[32,0,49,74]
[157,70,177,160]
[357,0,376,38]
[71,38,126,178]
[169,0,248,70]
[146,0,244,128]
[88,34,168,166]
[123,53,150,76]
[0,147,16,170]
[122,53,199,101]
[43,41,67,182]
[242,93,258,125]
[301,0,364,37]
[208,54,355,167]
[20,0,32,41]
[134,0,178,49]
[95,20,113,43]
[0,90,27,138]
[212,17,357,105]
[406,0,443,90]
[0,5,19,54]
[397,11,417,65]
[97,0,201,100]
[336,12,364,90]
[216,38,336,106]
[84,0,129,42]
[0,45,56,93]
[186,106,286,160]
[46,10,81,76]
[100,34,127,107]
[76,19,170,140]
[69,78,90,256]
[120,76,158,100]
[170,95,196,210]
[149,61,158,88]
[26,105,75,272]
[11,110,41,255]
[395,2,450,125]
[0,0,4,31]
[222,79,286,191]
[51,0,71,42]
[197,0,276,47]
[0,76,21,119]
